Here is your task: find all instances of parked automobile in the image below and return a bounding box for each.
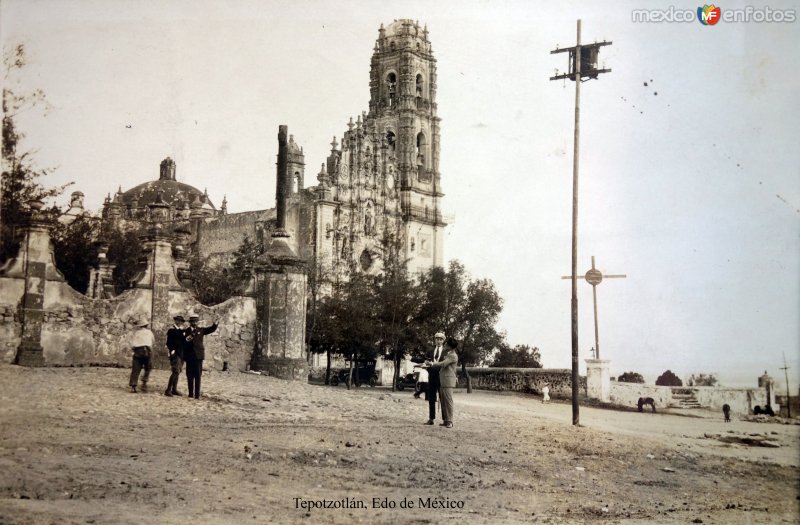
[394,373,417,391]
[329,367,377,387]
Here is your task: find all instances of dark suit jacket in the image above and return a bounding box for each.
[426,346,444,390]
[166,326,188,359]
[186,323,218,360]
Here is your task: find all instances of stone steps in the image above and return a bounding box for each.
[671,391,703,409]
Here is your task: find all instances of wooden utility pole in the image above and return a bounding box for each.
[550,20,612,425]
[780,353,791,418]
[562,256,626,359]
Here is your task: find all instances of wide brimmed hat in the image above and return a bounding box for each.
[188,311,200,320]
[135,318,150,327]
[173,314,185,322]
[434,332,446,339]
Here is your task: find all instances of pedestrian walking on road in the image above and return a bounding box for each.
[128,317,154,393]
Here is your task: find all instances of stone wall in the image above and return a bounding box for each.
[609,382,771,415]
[197,210,272,259]
[0,275,257,371]
[455,368,583,397]
[692,386,769,416]
[609,382,674,410]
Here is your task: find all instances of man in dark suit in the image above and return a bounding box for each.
[164,314,188,396]
[423,332,446,425]
[184,312,218,399]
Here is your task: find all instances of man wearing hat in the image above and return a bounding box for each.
[422,332,447,425]
[128,317,155,393]
[164,314,189,397]
[184,312,219,399]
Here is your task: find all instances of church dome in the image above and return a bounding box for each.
[118,157,216,211]
[381,19,429,49]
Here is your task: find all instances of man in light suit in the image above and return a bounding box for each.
[425,336,459,428]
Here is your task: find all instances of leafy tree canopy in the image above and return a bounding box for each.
[490,344,542,368]
[617,371,645,384]
[687,373,718,387]
[655,369,683,387]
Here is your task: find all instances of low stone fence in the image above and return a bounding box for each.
[609,382,771,415]
[691,386,768,416]
[456,367,582,397]
[609,382,674,410]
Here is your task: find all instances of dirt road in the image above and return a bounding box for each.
[1,365,797,524]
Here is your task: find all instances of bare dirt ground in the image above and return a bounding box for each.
[0,364,798,524]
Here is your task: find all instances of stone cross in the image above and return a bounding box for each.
[562,256,626,359]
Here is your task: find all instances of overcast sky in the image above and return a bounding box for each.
[3,0,798,389]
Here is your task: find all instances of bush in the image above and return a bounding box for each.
[617,371,645,384]
[655,369,683,387]
[687,373,718,387]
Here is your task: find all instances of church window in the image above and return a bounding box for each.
[416,132,427,168]
[410,237,416,252]
[385,131,396,153]
[293,171,300,193]
[386,72,397,107]
[416,74,424,97]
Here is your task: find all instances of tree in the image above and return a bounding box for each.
[655,369,683,387]
[687,373,718,387]
[104,227,144,294]
[490,344,542,368]
[190,236,261,305]
[51,216,100,294]
[617,371,645,384]
[313,268,381,389]
[2,43,70,262]
[373,231,423,391]
[416,260,505,393]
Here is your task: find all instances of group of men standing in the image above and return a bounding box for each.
[128,313,218,399]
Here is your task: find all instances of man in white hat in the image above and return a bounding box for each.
[184,312,219,399]
[128,317,155,393]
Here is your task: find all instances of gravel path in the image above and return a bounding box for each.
[1,364,797,524]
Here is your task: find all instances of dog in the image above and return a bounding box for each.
[722,403,731,422]
[637,397,656,413]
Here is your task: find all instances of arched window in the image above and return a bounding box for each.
[416,132,427,167]
[385,131,396,153]
[293,172,301,193]
[416,74,424,97]
[386,72,397,107]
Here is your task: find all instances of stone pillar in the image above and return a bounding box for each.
[88,242,116,299]
[758,371,777,409]
[250,125,308,380]
[134,194,183,369]
[585,359,611,402]
[14,200,54,366]
[251,253,307,380]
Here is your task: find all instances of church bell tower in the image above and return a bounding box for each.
[367,19,444,272]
